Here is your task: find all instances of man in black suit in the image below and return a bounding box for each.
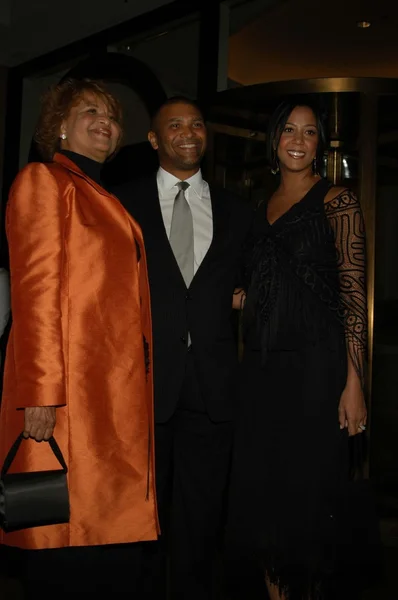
[113,97,252,599]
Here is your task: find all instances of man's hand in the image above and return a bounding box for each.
[24,407,56,441]
[232,288,246,310]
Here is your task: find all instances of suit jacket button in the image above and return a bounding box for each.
[185,292,190,300]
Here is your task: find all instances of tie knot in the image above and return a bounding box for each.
[177,181,190,192]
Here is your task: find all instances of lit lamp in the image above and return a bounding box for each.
[357,20,371,28]
[327,141,344,185]
[326,93,344,185]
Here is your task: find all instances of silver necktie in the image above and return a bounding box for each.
[169,181,194,287]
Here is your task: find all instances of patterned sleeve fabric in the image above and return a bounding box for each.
[324,188,368,387]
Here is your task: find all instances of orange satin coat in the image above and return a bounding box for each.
[0,153,159,549]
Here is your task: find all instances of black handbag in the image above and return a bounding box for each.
[0,433,70,533]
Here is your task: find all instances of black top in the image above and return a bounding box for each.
[59,150,103,185]
[244,178,367,385]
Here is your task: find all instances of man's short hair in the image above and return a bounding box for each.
[150,96,204,132]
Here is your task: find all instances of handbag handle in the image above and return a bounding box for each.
[1,433,68,478]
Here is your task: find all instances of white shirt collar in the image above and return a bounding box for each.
[157,166,204,199]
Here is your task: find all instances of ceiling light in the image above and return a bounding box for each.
[357,20,371,28]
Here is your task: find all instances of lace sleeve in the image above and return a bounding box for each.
[325,188,368,386]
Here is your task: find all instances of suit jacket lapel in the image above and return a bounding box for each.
[141,176,187,291]
[190,185,227,288]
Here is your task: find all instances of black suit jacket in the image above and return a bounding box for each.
[113,174,252,423]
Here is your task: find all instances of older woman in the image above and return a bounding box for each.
[0,78,158,596]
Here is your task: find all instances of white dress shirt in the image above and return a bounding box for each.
[156,167,213,274]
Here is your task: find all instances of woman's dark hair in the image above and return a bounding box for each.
[266,95,327,173]
[34,78,123,162]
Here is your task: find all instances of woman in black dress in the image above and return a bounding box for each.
[227,98,368,599]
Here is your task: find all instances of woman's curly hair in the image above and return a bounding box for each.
[34,78,123,162]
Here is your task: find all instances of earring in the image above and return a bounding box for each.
[312,157,318,174]
[60,133,67,140]
[271,149,279,175]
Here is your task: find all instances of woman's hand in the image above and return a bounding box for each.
[338,378,367,436]
[24,407,56,441]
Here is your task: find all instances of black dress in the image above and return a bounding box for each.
[226,179,368,598]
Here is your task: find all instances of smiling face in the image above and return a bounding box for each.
[276,105,319,173]
[60,92,122,163]
[148,101,207,179]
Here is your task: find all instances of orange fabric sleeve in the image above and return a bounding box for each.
[6,163,68,408]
